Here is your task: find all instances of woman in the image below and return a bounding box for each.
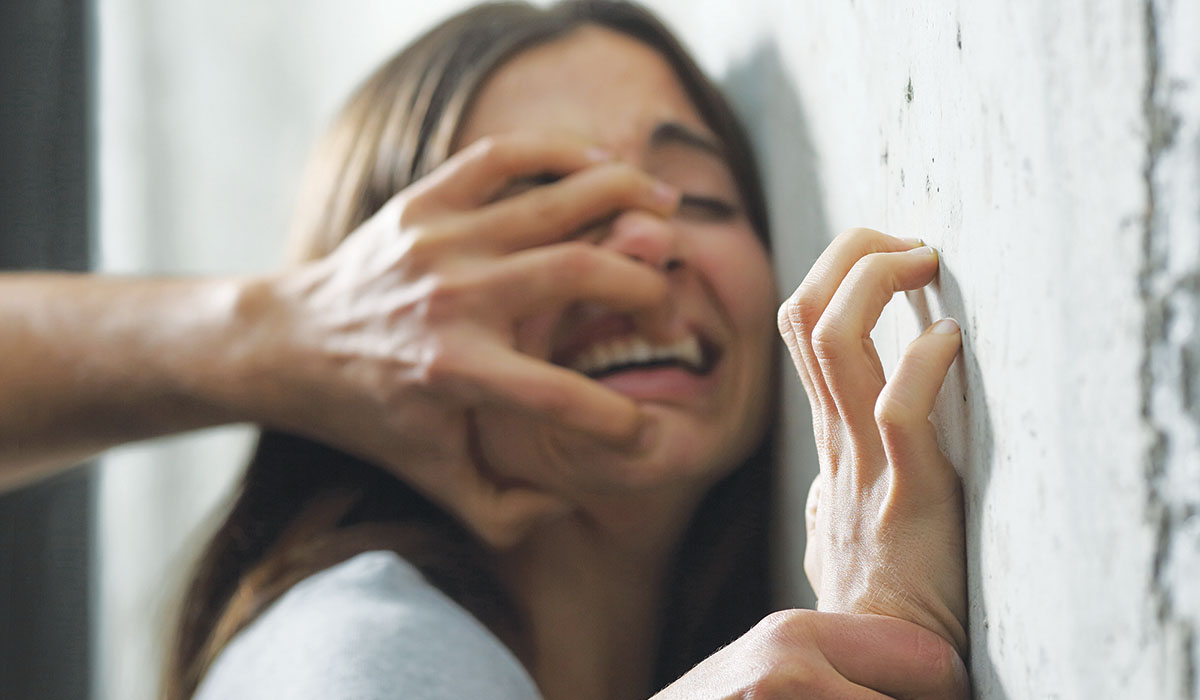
[0,2,967,698]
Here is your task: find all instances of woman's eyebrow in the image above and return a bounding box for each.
[647,121,725,159]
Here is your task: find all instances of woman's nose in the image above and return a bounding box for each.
[599,210,682,271]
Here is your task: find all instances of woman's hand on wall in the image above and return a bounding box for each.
[232,133,678,548]
[652,609,968,699]
[777,227,968,657]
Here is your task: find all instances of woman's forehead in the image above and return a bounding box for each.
[456,25,712,156]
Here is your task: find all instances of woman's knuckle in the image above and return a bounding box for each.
[840,226,884,248]
[783,290,822,338]
[809,316,845,360]
[854,250,890,278]
[854,252,904,301]
[775,300,793,337]
[873,390,912,433]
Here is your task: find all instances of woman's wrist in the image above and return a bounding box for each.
[818,589,968,660]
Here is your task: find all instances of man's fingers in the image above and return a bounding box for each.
[460,161,679,252]
[404,133,614,214]
[875,318,963,494]
[810,612,969,700]
[481,243,668,316]
[456,344,642,444]
[812,246,939,439]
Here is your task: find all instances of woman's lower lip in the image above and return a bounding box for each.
[593,365,717,402]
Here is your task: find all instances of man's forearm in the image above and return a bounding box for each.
[0,273,259,491]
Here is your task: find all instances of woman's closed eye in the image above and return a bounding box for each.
[677,194,739,222]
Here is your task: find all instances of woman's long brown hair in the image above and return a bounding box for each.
[163,3,776,698]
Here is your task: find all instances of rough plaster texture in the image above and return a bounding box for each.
[95,2,1198,699]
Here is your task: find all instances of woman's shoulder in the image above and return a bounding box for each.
[193,550,542,700]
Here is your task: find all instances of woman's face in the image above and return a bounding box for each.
[459,27,776,502]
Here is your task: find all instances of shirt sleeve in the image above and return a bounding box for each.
[193,550,544,700]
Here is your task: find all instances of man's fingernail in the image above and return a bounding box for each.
[586,147,614,162]
[931,317,961,334]
[653,181,680,206]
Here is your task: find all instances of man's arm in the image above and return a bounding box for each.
[0,273,256,491]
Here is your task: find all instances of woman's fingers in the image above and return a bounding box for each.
[804,475,823,594]
[479,242,669,316]
[404,133,614,214]
[812,246,940,438]
[809,612,969,700]
[876,318,963,495]
[460,161,679,252]
[779,228,922,421]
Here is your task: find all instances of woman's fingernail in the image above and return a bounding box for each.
[908,245,937,256]
[897,237,924,248]
[931,317,961,334]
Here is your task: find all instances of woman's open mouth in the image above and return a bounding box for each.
[564,332,718,379]
[553,328,723,403]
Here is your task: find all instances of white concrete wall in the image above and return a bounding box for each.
[711,3,1196,697]
[95,2,1199,699]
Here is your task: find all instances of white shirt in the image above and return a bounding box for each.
[194,550,543,700]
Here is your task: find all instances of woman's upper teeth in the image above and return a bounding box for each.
[569,334,704,376]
